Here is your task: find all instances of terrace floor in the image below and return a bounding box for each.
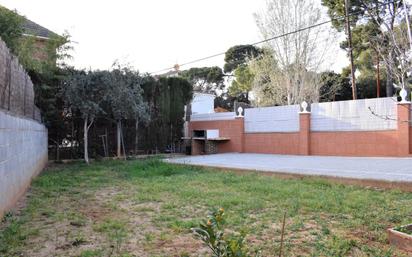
[166,153,412,183]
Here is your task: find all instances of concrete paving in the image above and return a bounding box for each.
[165,153,412,182]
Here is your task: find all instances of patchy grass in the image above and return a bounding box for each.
[1,158,412,256]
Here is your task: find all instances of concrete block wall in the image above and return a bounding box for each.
[0,110,48,218]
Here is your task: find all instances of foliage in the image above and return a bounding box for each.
[62,70,110,120]
[321,0,408,96]
[228,65,254,101]
[140,76,193,151]
[214,92,250,111]
[224,45,262,73]
[394,225,412,235]
[192,208,261,257]
[106,63,148,122]
[0,6,23,54]
[254,0,337,105]
[180,66,224,94]
[319,71,353,102]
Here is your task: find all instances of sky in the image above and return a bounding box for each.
[1,0,348,74]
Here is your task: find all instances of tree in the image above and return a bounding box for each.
[106,63,148,158]
[223,45,262,73]
[0,6,23,54]
[62,70,110,164]
[228,65,254,102]
[253,0,337,105]
[319,71,353,101]
[321,0,407,97]
[180,66,224,94]
[141,76,192,152]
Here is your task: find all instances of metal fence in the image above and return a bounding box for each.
[0,38,41,122]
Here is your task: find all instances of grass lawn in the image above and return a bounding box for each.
[1,158,412,257]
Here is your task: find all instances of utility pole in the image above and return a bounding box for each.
[345,0,357,99]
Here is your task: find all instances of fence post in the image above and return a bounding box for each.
[299,101,311,155]
[235,107,245,153]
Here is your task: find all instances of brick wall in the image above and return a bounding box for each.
[310,130,399,156]
[188,102,412,157]
[189,118,244,153]
[244,133,300,154]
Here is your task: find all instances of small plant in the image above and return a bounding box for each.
[394,225,412,235]
[191,208,261,257]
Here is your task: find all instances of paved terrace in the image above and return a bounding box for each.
[165,153,412,183]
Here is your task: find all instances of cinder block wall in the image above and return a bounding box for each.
[0,110,48,218]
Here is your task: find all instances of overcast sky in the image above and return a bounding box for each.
[1,0,347,74]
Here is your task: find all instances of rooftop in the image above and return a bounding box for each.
[22,18,57,39]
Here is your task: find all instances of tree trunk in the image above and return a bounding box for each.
[84,117,89,164]
[135,119,139,154]
[386,68,394,97]
[386,50,394,97]
[117,120,122,158]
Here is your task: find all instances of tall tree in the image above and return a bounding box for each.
[141,76,192,152]
[180,66,224,94]
[253,0,337,105]
[106,63,148,158]
[321,0,405,96]
[228,64,254,102]
[223,45,262,73]
[62,70,110,164]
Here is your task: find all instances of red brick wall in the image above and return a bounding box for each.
[189,118,244,153]
[310,130,399,156]
[244,133,300,154]
[410,126,412,154]
[188,105,411,157]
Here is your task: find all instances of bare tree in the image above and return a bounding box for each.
[353,0,412,96]
[252,0,338,106]
[370,2,412,92]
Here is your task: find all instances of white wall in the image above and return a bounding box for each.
[191,93,215,114]
[244,105,300,133]
[191,112,236,121]
[0,110,48,217]
[311,97,397,131]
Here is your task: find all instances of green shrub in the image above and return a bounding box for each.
[192,208,261,257]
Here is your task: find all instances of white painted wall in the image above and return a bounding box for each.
[0,110,48,217]
[191,93,215,114]
[311,97,397,131]
[244,105,300,133]
[191,112,236,121]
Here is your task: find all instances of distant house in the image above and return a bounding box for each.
[21,17,60,62]
[1,5,61,62]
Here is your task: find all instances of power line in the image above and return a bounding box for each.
[149,0,401,75]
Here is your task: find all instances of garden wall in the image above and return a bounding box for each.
[0,110,48,218]
[0,38,48,218]
[188,97,412,157]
